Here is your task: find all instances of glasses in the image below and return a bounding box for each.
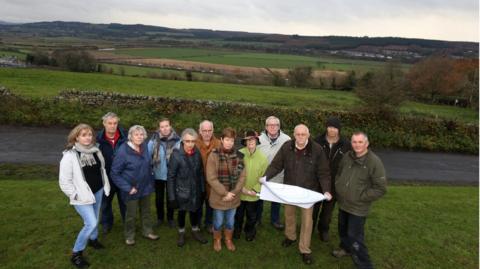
[266,124,279,127]
[201,129,213,133]
[183,140,196,143]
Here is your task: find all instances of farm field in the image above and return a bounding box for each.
[112,47,411,73]
[0,68,477,123]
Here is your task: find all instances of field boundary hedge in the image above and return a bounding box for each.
[1,88,477,154]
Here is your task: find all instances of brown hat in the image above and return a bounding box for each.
[241,130,260,146]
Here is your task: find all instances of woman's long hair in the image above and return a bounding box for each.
[65,123,96,150]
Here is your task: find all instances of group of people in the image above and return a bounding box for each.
[59,112,387,268]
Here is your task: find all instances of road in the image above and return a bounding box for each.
[0,125,477,184]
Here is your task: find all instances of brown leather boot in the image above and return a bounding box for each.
[213,230,222,252]
[224,229,236,252]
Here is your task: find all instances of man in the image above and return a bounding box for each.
[97,112,127,234]
[195,120,221,233]
[257,116,291,230]
[333,131,387,269]
[312,116,352,242]
[147,118,181,228]
[264,124,332,265]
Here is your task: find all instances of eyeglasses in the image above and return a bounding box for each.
[266,124,279,127]
[201,129,213,133]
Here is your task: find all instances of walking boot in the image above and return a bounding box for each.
[177,231,186,247]
[224,229,236,251]
[213,230,222,252]
[71,251,90,268]
[192,229,208,244]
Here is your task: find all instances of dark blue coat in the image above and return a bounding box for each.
[111,142,154,201]
[167,145,205,212]
[96,127,127,177]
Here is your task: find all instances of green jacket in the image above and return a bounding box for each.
[335,150,387,217]
[239,147,268,202]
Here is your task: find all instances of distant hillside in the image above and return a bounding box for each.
[0,21,477,61]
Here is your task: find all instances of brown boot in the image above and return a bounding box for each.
[213,230,222,252]
[224,229,236,252]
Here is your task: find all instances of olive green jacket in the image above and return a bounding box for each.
[335,150,387,217]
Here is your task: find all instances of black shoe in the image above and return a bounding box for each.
[272,222,285,230]
[168,219,176,228]
[302,253,313,265]
[281,238,296,247]
[177,232,185,247]
[320,231,330,242]
[71,251,90,268]
[192,230,208,244]
[88,239,105,249]
[102,225,112,235]
[332,248,351,258]
[155,219,164,227]
[245,234,255,242]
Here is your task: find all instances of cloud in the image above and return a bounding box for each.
[0,0,477,41]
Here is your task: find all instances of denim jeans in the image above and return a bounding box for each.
[338,209,373,269]
[73,188,104,252]
[213,208,236,231]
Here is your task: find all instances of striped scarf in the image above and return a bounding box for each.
[216,148,244,191]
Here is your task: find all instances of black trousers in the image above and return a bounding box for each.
[312,197,336,232]
[234,200,259,237]
[101,179,126,228]
[197,196,214,226]
[338,209,373,269]
[155,180,174,221]
[178,209,200,229]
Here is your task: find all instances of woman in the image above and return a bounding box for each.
[234,130,268,242]
[167,128,208,247]
[59,123,111,268]
[147,118,181,228]
[111,125,159,246]
[206,127,246,252]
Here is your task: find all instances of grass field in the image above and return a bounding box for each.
[0,68,477,123]
[0,168,477,269]
[112,47,411,73]
[100,63,223,81]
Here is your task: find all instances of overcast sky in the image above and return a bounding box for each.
[1,0,478,42]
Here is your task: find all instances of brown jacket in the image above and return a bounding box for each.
[196,136,221,198]
[206,149,246,210]
[265,139,331,193]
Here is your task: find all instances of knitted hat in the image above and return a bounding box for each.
[326,117,341,130]
[241,130,260,146]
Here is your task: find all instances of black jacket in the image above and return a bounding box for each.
[314,133,351,182]
[167,145,205,212]
[265,139,331,193]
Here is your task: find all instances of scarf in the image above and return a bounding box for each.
[216,148,244,191]
[75,142,99,167]
[151,131,179,166]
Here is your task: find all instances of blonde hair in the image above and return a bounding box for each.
[66,123,95,149]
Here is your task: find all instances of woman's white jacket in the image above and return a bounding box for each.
[59,148,111,205]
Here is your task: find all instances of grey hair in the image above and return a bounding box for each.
[265,116,280,127]
[181,128,198,139]
[352,131,369,143]
[294,124,309,134]
[199,120,214,130]
[102,112,119,122]
[128,125,147,141]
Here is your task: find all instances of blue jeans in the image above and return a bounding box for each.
[213,208,236,231]
[338,209,373,269]
[73,189,104,252]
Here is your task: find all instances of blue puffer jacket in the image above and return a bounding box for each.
[111,142,154,201]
